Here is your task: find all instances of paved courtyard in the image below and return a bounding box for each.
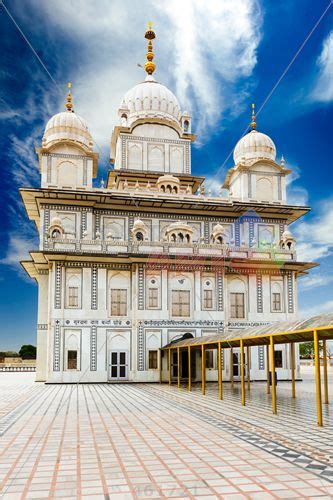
[0,369,332,499]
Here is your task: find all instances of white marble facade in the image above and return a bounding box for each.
[21,28,313,384]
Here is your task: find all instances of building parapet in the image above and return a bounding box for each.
[47,238,296,261]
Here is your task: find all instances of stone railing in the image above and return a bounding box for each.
[47,239,295,261]
[0,366,36,372]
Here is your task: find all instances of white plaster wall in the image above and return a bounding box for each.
[132,123,179,139]
[43,250,299,383]
[35,273,49,382]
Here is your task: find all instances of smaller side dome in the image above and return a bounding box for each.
[131,219,148,241]
[42,83,93,151]
[42,111,93,151]
[156,174,180,194]
[165,221,193,244]
[233,130,276,165]
[50,216,62,227]
[282,229,292,239]
[280,229,296,251]
[211,223,226,244]
[212,223,225,234]
[233,104,276,165]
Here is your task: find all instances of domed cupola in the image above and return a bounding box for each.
[42,83,93,151]
[117,23,183,132]
[111,23,194,175]
[121,76,182,129]
[233,104,276,165]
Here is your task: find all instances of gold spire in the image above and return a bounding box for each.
[65,82,73,112]
[144,21,156,75]
[251,103,256,130]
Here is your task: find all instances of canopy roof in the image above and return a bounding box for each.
[162,314,333,349]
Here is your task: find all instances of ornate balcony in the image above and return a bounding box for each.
[47,238,296,262]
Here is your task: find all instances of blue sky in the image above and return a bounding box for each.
[0,0,332,350]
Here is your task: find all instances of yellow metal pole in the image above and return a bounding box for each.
[247,345,251,392]
[218,342,223,400]
[240,340,245,406]
[323,339,329,405]
[230,347,234,389]
[269,336,277,414]
[159,349,162,384]
[314,329,323,426]
[177,347,180,389]
[266,343,270,395]
[188,346,191,392]
[290,342,296,399]
[168,349,171,385]
[201,344,206,395]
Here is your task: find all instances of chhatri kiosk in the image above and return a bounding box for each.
[21,24,315,385]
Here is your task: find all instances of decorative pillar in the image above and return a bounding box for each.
[287,272,294,313]
[256,274,263,313]
[218,342,223,400]
[91,265,98,310]
[323,339,329,405]
[217,271,224,311]
[314,329,323,426]
[240,340,245,406]
[269,336,277,414]
[290,342,296,399]
[90,326,97,371]
[201,344,206,395]
[53,322,61,372]
[54,263,62,309]
[137,323,144,371]
[138,264,144,310]
[188,346,191,392]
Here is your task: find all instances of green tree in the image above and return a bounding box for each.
[19,345,36,359]
[299,341,323,359]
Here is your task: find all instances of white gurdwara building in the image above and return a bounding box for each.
[21,25,315,383]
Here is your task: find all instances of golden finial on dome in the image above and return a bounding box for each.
[251,103,256,130]
[144,21,156,75]
[65,82,73,112]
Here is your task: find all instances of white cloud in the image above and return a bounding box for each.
[312,31,333,103]
[299,273,333,290]
[0,233,38,282]
[300,299,333,318]
[285,163,309,206]
[29,0,262,144]
[294,197,333,261]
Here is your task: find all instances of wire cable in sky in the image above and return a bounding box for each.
[214,0,333,181]
[0,0,107,156]
[1,0,61,92]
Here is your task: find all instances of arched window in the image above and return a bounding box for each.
[256,177,273,201]
[128,144,142,170]
[229,278,246,319]
[66,272,81,309]
[171,233,176,242]
[185,234,190,243]
[178,233,184,242]
[216,236,223,244]
[148,146,164,171]
[135,232,144,241]
[170,147,183,173]
[51,229,61,239]
[271,281,283,312]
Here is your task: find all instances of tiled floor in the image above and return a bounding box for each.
[0,372,332,499]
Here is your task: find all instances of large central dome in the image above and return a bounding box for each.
[120,75,182,128]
